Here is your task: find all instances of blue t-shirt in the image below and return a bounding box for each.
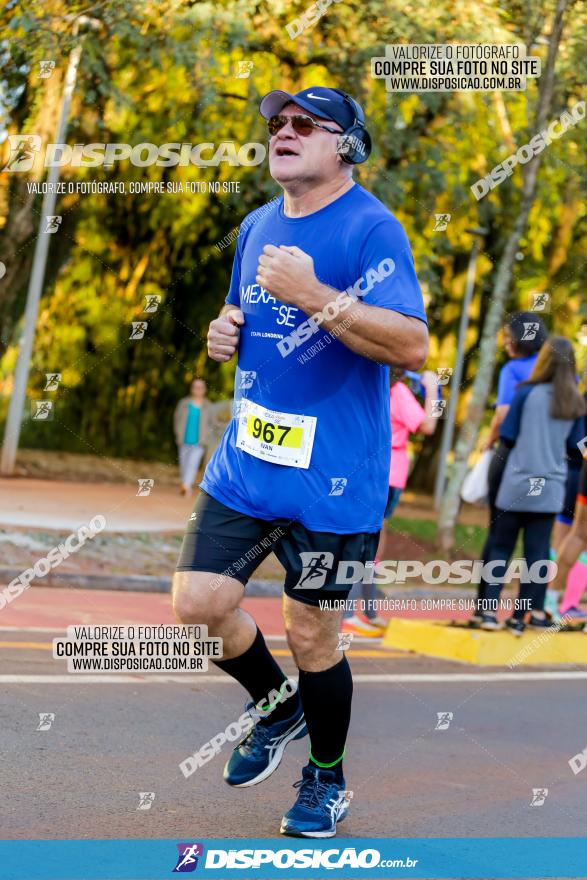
[201,184,427,532]
[184,403,201,445]
[496,355,538,406]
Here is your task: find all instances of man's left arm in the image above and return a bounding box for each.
[256,244,428,370]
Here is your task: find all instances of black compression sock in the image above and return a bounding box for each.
[298,655,352,782]
[213,627,298,725]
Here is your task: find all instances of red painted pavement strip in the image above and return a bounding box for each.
[0,586,287,634]
[0,586,472,633]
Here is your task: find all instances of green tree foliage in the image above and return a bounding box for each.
[0,0,585,463]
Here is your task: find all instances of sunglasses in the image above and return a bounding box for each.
[267,114,341,137]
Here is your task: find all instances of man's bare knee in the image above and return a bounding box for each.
[286,619,339,670]
[283,595,342,670]
[285,624,312,665]
[172,570,243,627]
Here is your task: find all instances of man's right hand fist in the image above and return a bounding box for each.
[207,308,245,362]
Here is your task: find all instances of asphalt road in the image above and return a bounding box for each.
[2,631,586,841]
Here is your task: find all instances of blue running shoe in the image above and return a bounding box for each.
[223,699,307,787]
[280,765,349,838]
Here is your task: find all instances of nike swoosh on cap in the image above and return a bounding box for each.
[306,92,330,100]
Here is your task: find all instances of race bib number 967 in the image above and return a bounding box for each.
[236,399,316,469]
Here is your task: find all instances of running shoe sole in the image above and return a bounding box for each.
[228,715,308,788]
[280,808,348,838]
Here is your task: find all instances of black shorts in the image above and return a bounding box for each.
[176,491,380,607]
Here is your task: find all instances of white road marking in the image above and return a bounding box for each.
[0,672,586,684]
[0,626,378,644]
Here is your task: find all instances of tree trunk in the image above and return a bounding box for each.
[437,0,572,552]
[547,177,580,281]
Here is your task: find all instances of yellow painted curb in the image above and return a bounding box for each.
[382,618,587,666]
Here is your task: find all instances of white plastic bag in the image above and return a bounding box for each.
[460,450,493,505]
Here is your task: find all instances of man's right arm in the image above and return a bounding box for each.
[207,305,245,362]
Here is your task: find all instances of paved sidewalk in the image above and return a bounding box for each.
[0,477,193,532]
[0,474,488,534]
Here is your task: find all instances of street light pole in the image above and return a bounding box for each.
[0,31,88,475]
[433,228,487,508]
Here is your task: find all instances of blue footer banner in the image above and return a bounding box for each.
[1,838,586,879]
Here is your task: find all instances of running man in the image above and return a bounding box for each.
[173,86,428,837]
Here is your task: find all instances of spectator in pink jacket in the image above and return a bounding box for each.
[342,368,439,637]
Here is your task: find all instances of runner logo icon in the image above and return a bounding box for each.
[329,477,347,496]
[527,477,546,496]
[235,60,254,79]
[239,370,257,390]
[435,712,453,730]
[130,321,148,339]
[436,367,453,385]
[36,713,55,731]
[2,134,42,172]
[137,792,155,810]
[433,213,451,231]
[44,373,62,391]
[430,399,446,418]
[522,321,540,341]
[45,215,62,233]
[530,788,548,806]
[173,843,204,872]
[295,552,334,589]
[32,400,54,421]
[531,292,549,312]
[143,294,161,313]
[38,60,56,79]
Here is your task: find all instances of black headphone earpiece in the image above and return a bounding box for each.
[333,90,372,165]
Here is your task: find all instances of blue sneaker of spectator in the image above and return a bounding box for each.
[563,606,587,622]
[280,764,349,838]
[223,698,307,787]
